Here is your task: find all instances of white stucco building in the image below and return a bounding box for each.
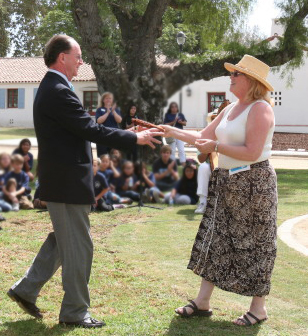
[165,20,308,134]
[0,57,99,127]
[0,21,307,133]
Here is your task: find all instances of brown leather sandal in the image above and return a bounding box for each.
[234,311,268,326]
[175,300,213,318]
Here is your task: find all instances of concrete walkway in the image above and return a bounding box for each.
[278,215,308,256]
[1,138,307,256]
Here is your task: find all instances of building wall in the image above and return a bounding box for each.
[164,19,308,133]
[165,59,308,133]
[0,81,98,127]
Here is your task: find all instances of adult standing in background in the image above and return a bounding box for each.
[122,105,139,162]
[162,55,277,326]
[7,34,162,329]
[164,102,187,166]
[95,92,122,157]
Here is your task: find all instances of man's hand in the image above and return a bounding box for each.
[136,128,163,149]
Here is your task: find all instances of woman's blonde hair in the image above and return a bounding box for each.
[98,92,114,108]
[245,74,273,106]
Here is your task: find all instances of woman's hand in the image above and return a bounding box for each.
[195,139,216,154]
[160,125,175,138]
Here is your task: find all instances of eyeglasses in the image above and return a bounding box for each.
[230,71,245,77]
[63,52,83,62]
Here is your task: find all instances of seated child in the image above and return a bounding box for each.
[12,138,34,181]
[164,162,199,205]
[93,159,114,212]
[99,154,120,182]
[4,179,19,211]
[33,180,47,209]
[134,161,164,203]
[98,155,129,204]
[114,160,140,202]
[0,153,12,212]
[152,145,179,192]
[0,152,11,187]
[3,154,33,210]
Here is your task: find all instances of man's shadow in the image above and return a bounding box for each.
[165,316,261,336]
[0,319,73,336]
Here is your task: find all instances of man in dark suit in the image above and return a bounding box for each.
[7,35,162,328]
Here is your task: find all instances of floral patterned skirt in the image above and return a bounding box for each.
[187,160,277,296]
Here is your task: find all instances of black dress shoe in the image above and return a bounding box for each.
[7,289,43,319]
[59,317,106,328]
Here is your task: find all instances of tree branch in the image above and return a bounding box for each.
[165,0,308,96]
[281,0,308,50]
[72,0,119,67]
[143,0,170,37]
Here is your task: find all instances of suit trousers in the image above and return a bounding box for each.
[12,202,93,322]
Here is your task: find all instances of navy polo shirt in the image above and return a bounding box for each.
[163,112,187,129]
[93,172,109,197]
[95,107,121,128]
[5,171,30,194]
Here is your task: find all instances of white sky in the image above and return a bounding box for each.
[248,0,281,36]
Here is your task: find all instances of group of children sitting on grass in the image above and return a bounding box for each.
[0,139,200,219]
[92,145,199,212]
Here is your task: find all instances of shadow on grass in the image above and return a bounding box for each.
[0,319,74,336]
[165,316,261,336]
[176,208,203,222]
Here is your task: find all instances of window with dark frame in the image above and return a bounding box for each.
[83,91,98,116]
[8,89,18,108]
[271,91,282,107]
[207,92,226,112]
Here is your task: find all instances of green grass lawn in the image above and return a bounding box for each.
[0,168,308,336]
[0,128,36,140]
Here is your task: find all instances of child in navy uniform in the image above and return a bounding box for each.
[3,154,33,209]
[12,138,34,181]
[0,153,12,213]
[93,159,113,212]
[98,155,130,205]
[134,161,164,203]
[152,145,179,192]
[165,162,199,205]
[93,160,125,211]
[115,161,140,202]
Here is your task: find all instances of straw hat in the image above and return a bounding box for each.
[224,55,274,91]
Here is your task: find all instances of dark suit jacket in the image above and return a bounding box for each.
[33,72,137,204]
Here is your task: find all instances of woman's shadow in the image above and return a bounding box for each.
[0,319,73,336]
[165,315,261,336]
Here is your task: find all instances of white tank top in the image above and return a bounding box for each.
[215,100,275,169]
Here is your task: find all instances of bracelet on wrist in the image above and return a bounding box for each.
[214,141,219,153]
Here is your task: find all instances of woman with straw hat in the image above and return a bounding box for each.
[162,55,277,326]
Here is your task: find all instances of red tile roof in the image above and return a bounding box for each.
[156,54,179,72]
[0,57,96,83]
